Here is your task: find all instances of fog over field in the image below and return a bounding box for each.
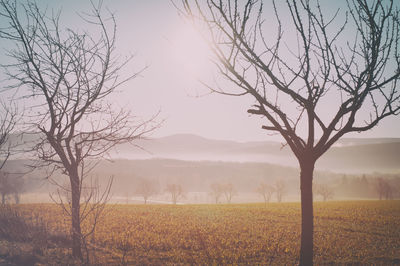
[4,134,400,204]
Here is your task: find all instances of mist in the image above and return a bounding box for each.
[5,133,400,205]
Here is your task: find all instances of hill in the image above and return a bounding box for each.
[113,134,400,172]
[5,133,400,172]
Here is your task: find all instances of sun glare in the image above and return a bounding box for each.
[169,23,213,78]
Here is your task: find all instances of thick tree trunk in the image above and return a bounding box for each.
[299,161,315,266]
[70,174,83,260]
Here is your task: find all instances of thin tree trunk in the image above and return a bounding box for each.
[1,193,5,204]
[299,161,315,266]
[172,195,176,205]
[70,173,83,260]
[14,193,19,204]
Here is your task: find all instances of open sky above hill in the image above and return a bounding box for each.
[0,0,399,142]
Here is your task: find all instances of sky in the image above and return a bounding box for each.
[0,0,399,142]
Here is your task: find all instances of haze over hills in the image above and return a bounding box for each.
[3,133,399,203]
[111,133,400,173]
[6,132,400,173]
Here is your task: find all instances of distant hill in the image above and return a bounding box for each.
[319,142,400,172]
[6,132,400,173]
[334,137,400,146]
[112,134,400,173]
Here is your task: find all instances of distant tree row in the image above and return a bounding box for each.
[209,183,237,204]
[133,180,185,205]
[131,175,399,205]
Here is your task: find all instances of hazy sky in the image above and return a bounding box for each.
[0,0,399,142]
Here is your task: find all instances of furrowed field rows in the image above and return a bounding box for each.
[13,201,400,265]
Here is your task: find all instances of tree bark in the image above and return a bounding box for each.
[70,172,83,260]
[299,161,315,266]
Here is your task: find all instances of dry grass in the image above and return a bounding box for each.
[1,200,399,265]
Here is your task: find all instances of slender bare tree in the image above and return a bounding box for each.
[256,182,274,205]
[209,182,223,203]
[221,183,237,203]
[135,178,158,204]
[0,0,158,260]
[177,0,400,264]
[0,102,16,170]
[374,177,393,200]
[274,179,286,203]
[0,101,18,204]
[165,183,184,204]
[0,171,11,204]
[313,183,334,202]
[0,171,24,204]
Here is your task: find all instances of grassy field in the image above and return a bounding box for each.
[2,200,400,265]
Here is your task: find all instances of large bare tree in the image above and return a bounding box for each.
[0,0,158,260]
[177,0,400,264]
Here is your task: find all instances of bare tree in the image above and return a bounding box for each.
[0,171,11,204]
[11,173,24,204]
[374,177,393,200]
[313,183,334,202]
[0,102,16,170]
[274,179,286,203]
[221,183,237,203]
[0,102,23,205]
[0,0,158,260]
[50,176,113,263]
[209,182,223,203]
[0,171,24,204]
[256,182,275,205]
[178,1,400,264]
[165,183,184,204]
[135,178,158,204]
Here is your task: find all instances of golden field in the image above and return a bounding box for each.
[8,200,400,265]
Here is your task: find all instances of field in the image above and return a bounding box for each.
[2,200,400,265]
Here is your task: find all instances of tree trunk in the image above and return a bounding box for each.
[299,161,315,266]
[14,193,20,204]
[1,193,5,204]
[70,173,83,260]
[172,195,176,205]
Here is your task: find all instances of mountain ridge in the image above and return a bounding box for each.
[5,132,400,172]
